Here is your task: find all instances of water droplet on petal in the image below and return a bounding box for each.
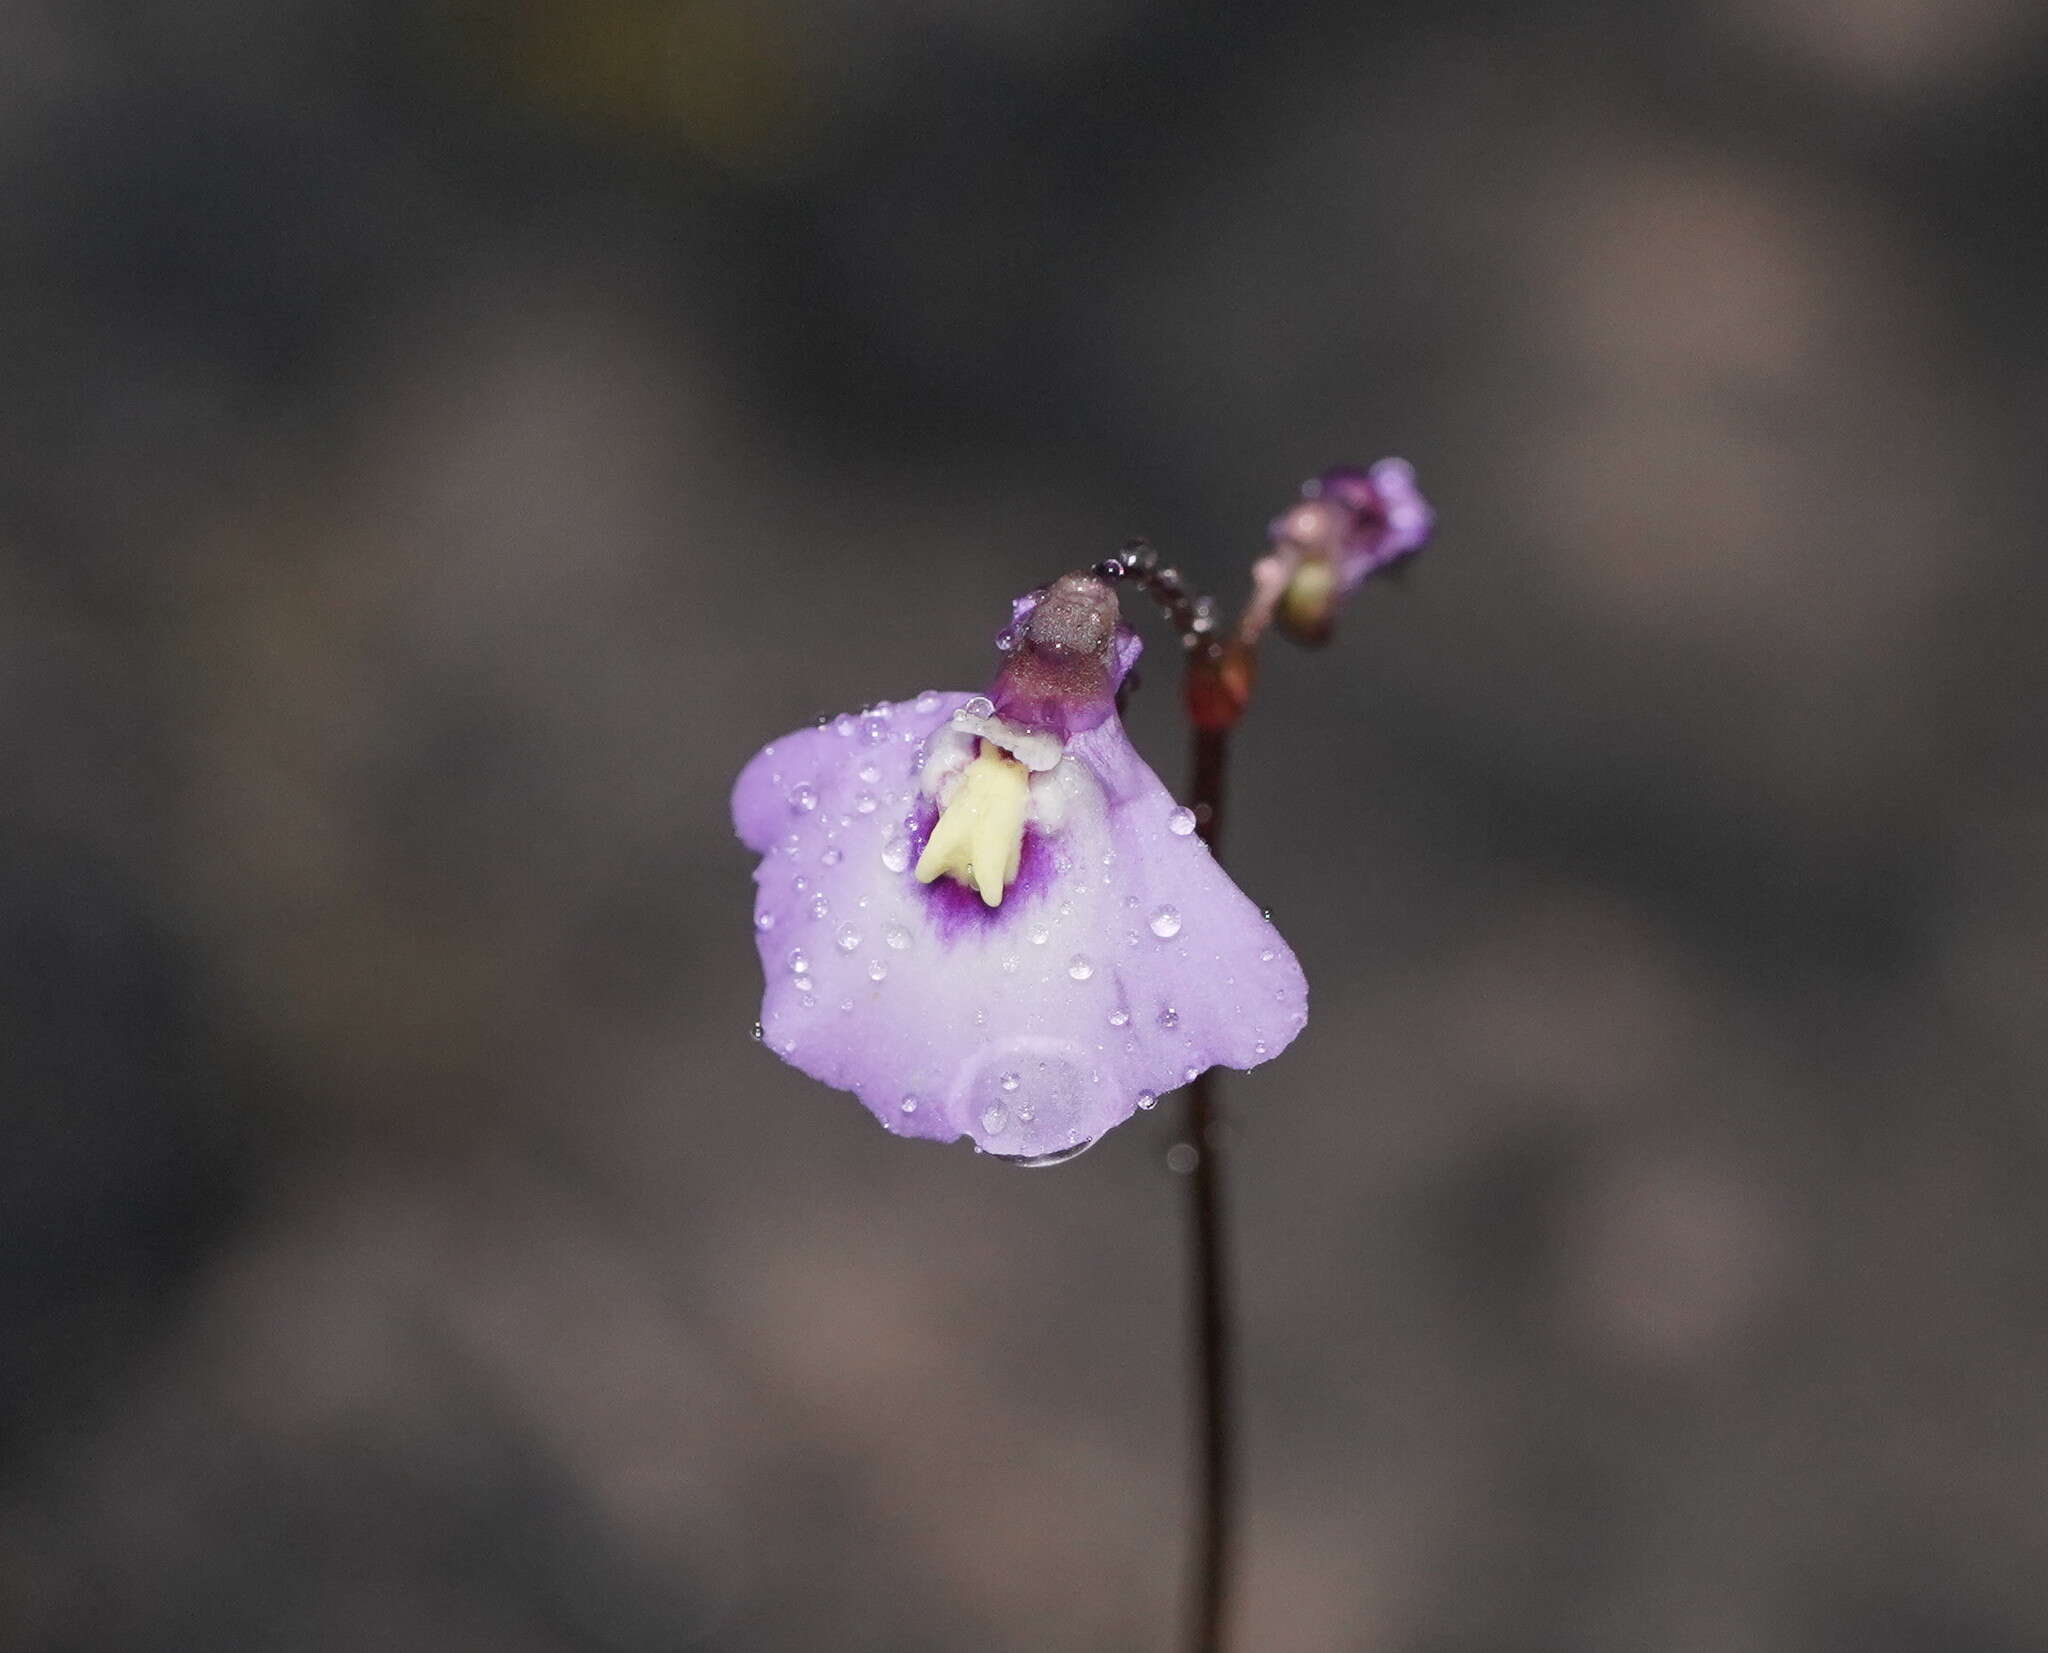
[1027,922,1050,946]
[1108,1008,1130,1027]
[881,835,911,874]
[1167,806,1197,836]
[883,923,912,951]
[755,911,776,932]
[981,1103,1008,1135]
[915,690,941,714]
[1259,948,1276,962]
[1136,1091,1157,1110]
[1067,955,1094,981]
[749,1021,763,1041]
[998,1072,1020,1092]
[1157,1005,1180,1029]
[989,1138,1097,1168]
[1149,906,1182,939]
[858,763,880,784]
[854,792,878,815]
[1253,1039,1268,1055]
[1183,1066,1200,1083]
[821,847,842,866]
[808,894,830,920]
[788,949,810,974]
[788,784,818,813]
[868,959,888,982]
[834,924,861,953]
[900,1096,919,1114]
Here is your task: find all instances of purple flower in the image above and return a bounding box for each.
[1251,458,1434,643]
[731,574,1308,1164]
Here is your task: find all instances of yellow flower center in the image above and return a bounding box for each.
[915,740,1030,907]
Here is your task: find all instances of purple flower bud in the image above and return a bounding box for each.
[731,592,1307,1164]
[1254,459,1434,644]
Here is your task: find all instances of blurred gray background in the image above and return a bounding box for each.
[3,2,2045,1649]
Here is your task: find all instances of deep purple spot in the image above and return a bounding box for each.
[903,801,1057,943]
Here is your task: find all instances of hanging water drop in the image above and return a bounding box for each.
[1167,806,1197,836]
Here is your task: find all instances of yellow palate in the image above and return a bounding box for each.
[915,741,1030,907]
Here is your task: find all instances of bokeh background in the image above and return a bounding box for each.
[4,2,2046,1649]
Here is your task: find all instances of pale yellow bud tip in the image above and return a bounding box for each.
[915,741,1030,906]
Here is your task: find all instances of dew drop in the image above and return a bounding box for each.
[749,1020,763,1041]
[854,792,878,815]
[881,835,911,874]
[1157,1005,1180,1030]
[998,1072,1020,1092]
[1136,1091,1157,1110]
[883,923,912,951]
[834,924,861,953]
[1149,906,1182,939]
[755,911,776,932]
[1167,806,1197,836]
[915,690,942,714]
[1259,947,1276,963]
[900,1096,919,1114]
[1027,922,1050,946]
[961,695,994,719]
[1000,955,1020,975]
[808,894,830,920]
[787,949,810,974]
[1067,955,1094,981]
[991,1139,1098,1168]
[1253,1039,1268,1056]
[857,763,880,784]
[821,847,842,866]
[867,959,888,982]
[780,833,801,858]
[788,783,818,813]
[860,714,890,745]
[1108,1007,1130,1027]
[839,998,853,1013]
[981,1103,1008,1135]
[1183,1066,1200,1083]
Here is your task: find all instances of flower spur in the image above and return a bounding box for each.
[731,572,1308,1164]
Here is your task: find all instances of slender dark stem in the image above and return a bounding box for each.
[1183,721,1235,1653]
[1095,546,1243,1651]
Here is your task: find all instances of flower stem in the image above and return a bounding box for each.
[1183,720,1235,1653]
